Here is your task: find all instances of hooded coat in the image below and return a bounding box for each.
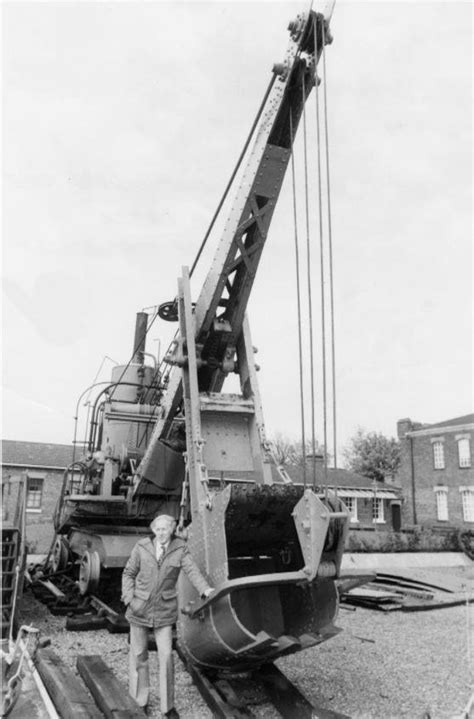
[121,535,210,628]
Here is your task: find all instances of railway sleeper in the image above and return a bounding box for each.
[33,595,349,717]
[105,614,130,633]
[77,654,147,719]
[66,614,108,632]
[49,603,91,616]
[35,647,103,719]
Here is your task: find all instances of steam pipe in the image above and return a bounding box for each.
[133,312,148,363]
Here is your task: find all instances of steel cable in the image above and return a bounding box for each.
[130,72,279,456]
[112,72,279,467]
[301,78,318,488]
[189,73,277,278]
[289,113,307,487]
[321,19,338,469]
[313,16,329,490]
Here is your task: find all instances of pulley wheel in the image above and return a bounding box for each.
[51,536,69,573]
[78,550,101,596]
[158,301,178,322]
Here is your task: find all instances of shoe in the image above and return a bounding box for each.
[164,709,179,719]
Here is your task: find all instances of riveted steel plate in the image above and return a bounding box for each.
[201,413,254,471]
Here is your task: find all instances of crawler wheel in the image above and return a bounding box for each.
[51,536,69,573]
[78,550,101,596]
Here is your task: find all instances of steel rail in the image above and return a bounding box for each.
[32,578,351,717]
[176,641,350,718]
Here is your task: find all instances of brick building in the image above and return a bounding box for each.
[397,414,474,528]
[283,462,402,532]
[2,440,403,554]
[1,440,75,553]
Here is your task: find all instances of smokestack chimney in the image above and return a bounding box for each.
[397,418,413,439]
[133,312,148,364]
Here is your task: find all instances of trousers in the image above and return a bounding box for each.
[129,622,174,712]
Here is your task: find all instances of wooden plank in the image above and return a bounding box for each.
[89,596,119,618]
[346,588,400,600]
[369,582,434,600]
[400,595,469,612]
[342,598,403,611]
[36,648,103,719]
[336,573,375,594]
[38,580,66,599]
[66,615,108,631]
[77,655,146,719]
[105,614,130,634]
[376,571,455,593]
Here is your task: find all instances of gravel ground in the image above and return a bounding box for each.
[17,566,474,719]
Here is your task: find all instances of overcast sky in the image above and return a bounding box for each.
[2,1,472,462]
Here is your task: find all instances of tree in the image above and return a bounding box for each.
[343,428,400,482]
[269,433,330,466]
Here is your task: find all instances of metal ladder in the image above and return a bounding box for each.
[1,528,22,642]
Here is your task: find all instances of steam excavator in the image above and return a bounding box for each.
[52,6,354,670]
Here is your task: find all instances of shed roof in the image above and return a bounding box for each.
[209,464,399,492]
[1,440,75,469]
[282,464,396,490]
[424,414,474,430]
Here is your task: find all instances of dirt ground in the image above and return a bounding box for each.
[15,562,474,719]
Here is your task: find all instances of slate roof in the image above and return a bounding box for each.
[423,414,474,430]
[1,440,75,469]
[209,464,397,490]
[281,464,392,489]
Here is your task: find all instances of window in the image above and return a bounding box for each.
[26,477,44,510]
[458,438,471,468]
[372,497,385,523]
[432,441,445,470]
[460,488,474,522]
[434,487,448,521]
[343,497,358,523]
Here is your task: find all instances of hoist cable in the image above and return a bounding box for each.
[289,113,307,488]
[301,78,318,489]
[133,73,278,458]
[322,19,338,469]
[189,73,277,278]
[313,16,328,490]
[90,74,279,452]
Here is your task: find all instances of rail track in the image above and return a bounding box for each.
[26,573,351,718]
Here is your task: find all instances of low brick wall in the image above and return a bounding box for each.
[345,526,461,553]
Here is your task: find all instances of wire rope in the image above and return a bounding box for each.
[189,73,277,278]
[301,77,318,488]
[289,113,307,487]
[125,73,279,459]
[313,16,329,490]
[321,18,338,470]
